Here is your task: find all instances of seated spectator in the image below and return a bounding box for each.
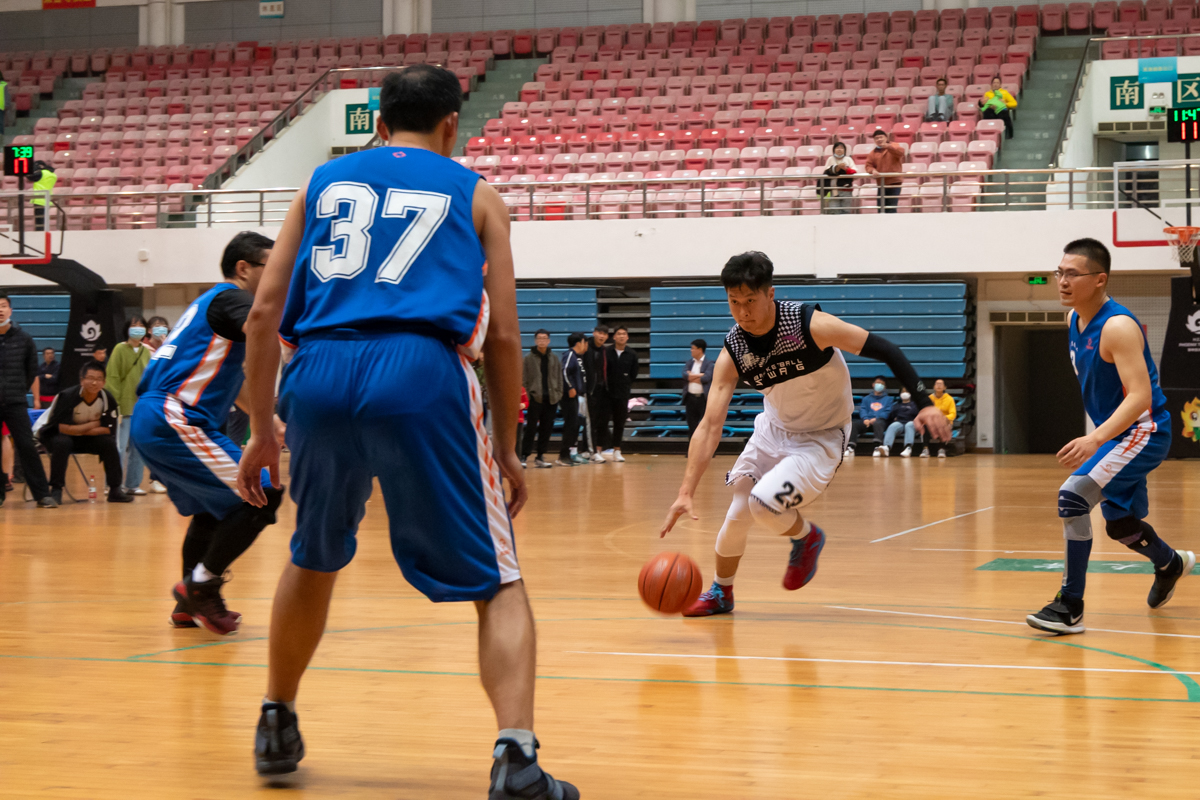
[925,78,955,122]
[865,129,905,213]
[980,77,1016,140]
[35,361,133,504]
[33,348,59,409]
[682,338,714,437]
[521,329,563,468]
[882,390,920,457]
[925,378,957,458]
[822,141,857,215]
[847,377,894,458]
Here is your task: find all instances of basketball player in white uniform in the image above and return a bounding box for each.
[661,252,951,616]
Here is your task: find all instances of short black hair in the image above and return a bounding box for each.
[691,339,708,351]
[721,251,774,293]
[1063,237,1111,274]
[79,360,105,379]
[42,347,54,353]
[873,376,887,384]
[380,64,464,135]
[0,292,10,307]
[872,128,889,138]
[613,325,629,334]
[936,76,947,84]
[831,140,846,153]
[567,332,585,347]
[147,316,169,329]
[220,231,275,278]
[124,315,147,338]
[534,329,551,338]
[593,324,609,334]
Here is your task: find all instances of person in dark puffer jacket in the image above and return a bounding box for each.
[0,293,54,507]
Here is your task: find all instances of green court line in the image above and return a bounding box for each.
[978,558,1200,575]
[0,652,1191,704]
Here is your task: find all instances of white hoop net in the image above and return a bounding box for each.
[1164,227,1200,263]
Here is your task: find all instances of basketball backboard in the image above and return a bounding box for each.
[1111,158,1200,250]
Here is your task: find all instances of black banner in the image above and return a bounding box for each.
[1160,276,1200,459]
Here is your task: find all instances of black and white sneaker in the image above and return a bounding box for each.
[255,702,305,775]
[1148,550,1195,610]
[1026,591,1085,635]
[489,738,579,800]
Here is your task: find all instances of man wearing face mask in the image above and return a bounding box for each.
[847,377,893,458]
[882,390,920,458]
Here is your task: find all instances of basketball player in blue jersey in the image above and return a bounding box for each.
[660,252,952,615]
[236,66,578,798]
[131,231,286,636]
[1027,238,1193,635]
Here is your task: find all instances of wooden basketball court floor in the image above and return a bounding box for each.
[2,453,1198,798]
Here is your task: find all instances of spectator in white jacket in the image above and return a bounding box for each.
[822,141,857,214]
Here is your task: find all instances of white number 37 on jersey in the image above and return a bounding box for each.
[311,182,450,284]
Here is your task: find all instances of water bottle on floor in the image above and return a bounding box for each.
[88,476,96,503]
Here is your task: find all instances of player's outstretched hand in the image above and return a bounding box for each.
[238,433,280,508]
[496,449,529,519]
[914,406,952,443]
[660,493,697,538]
[1057,434,1099,470]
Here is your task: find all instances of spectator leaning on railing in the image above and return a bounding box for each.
[865,129,905,214]
[822,141,857,215]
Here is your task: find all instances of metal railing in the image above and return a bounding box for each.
[4,162,1198,227]
[1054,33,1199,167]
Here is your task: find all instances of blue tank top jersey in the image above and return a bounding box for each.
[1068,297,1170,434]
[280,146,488,354]
[138,283,245,429]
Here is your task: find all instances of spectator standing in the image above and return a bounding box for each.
[925,378,957,458]
[142,315,171,492]
[33,348,59,408]
[846,376,894,458]
[585,324,610,461]
[105,316,152,495]
[29,161,56,232]
[882,390,921,457]
[604,325,639,462]
[516,387,528,463]
[0,293,54,507]
[822,142,857,214]
[865,129,905,213]
[36,362,132,504]
[146,317,170,349]
[980,77,1017,140]
[925,78,955,121]
[521,329,563,468]
[682,339,715,437]
[558,333,590,466]
[0,78,10,136]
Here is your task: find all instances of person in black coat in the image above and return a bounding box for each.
[583,324,610,459]
[603,325,640,462]
[0,293,53,507]
[681,339,715,437]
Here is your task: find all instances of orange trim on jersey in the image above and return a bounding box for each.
[176,335,231,407]
[278,334,298,351]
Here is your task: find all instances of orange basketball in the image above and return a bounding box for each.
[638,552,704,615]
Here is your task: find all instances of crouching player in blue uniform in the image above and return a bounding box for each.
[132,232,285,636]
[1027,238,1193,635]
[237,65,578,797]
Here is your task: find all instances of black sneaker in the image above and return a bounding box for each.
[1149,550,1195,609]
[489,738,579,800]
[108,488,135,503]
[1026,591,1085,635]
[255,702,305,775]
[38,495,59,508]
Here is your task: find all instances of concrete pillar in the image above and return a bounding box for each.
[644,0,694,23]
[146,0,169,47]
[384,0,430,36]
[937,0,969,9]
[171,2,185,47]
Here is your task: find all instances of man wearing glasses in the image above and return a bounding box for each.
[131,232,286,635]
[1027,238,1192,635]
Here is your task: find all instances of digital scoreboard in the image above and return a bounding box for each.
[2,144,35,177]
[1168,107,1200,143]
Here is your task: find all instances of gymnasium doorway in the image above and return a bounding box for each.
[994,326,1086,454]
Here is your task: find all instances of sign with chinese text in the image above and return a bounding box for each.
[1175,73,1200,107]
[345,103,373,135]
[259,1,283,17]
[368,87,380,111]
[1110,76,1144,109]
[1138,56,1178,84]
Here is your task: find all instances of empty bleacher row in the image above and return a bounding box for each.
[517,288,597,350]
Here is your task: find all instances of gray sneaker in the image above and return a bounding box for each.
[534,459,553,469]
[570,454,589,465]
[489,739,579,800]
[38,495,59,508]
[589,452,606,463]
[553,458,574,467]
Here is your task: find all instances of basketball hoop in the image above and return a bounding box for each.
[1163,226,1200,262]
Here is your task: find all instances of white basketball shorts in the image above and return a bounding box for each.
[726,413,851,513]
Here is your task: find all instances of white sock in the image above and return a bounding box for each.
[498,728,536,759]
[790,519,813,541]
[263,696,295,713]
[569,447,577,455]
[193,563,217,583]
[714,573,735,586]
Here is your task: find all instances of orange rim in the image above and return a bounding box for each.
[1163,225,1200,243]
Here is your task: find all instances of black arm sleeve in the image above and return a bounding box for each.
[206,288,254,342]
[859,333,933,409]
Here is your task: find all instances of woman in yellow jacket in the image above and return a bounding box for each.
[979,76,1017,140]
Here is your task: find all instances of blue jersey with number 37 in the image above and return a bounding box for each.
[280,146,487,353]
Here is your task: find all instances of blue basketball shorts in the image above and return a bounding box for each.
[131,393,267,520]
[277,330,519,603]
[1073,418,1170,521]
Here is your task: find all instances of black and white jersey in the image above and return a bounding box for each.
[724,301,854,433]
